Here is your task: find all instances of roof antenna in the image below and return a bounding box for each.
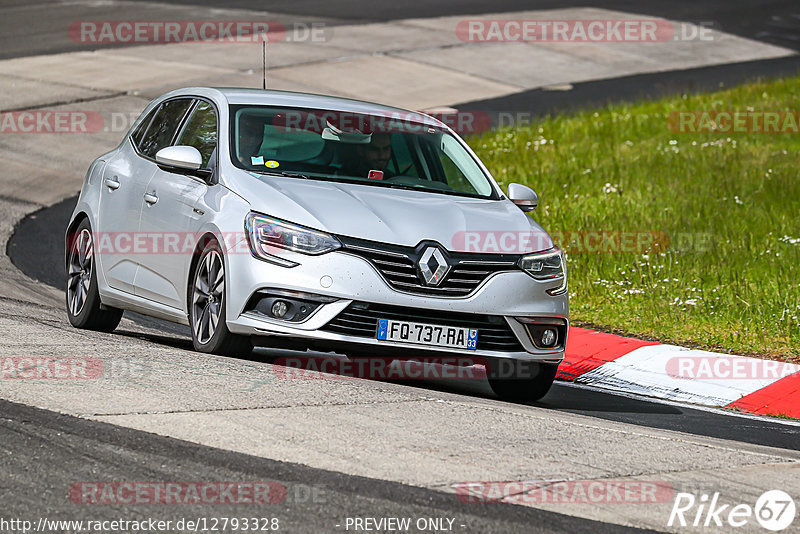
[262,40,267,90]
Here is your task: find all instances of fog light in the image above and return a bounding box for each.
[271,300,289,318]
[541,328,557,347]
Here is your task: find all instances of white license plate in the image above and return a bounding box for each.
[376,319,478,350]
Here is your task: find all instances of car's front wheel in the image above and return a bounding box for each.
[189,240,252,356]
[488,361,559,402]
[66,219,123,332]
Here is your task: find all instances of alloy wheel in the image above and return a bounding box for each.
[192,249,224,344]
[67,228,93,317]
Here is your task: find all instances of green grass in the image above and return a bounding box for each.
[469,74,800,361]
[763,412,797,420]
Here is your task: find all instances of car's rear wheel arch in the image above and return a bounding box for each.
[65,212,90,271]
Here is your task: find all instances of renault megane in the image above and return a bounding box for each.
[65,87,568,400]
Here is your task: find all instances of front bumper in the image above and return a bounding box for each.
[224,244,568,361]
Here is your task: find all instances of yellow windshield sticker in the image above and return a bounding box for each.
[265,160,279,168]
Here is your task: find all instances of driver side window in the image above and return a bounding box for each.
[138,98,193,159]
[177,101,217,168]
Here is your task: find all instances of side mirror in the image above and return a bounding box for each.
[507,183,538,212]
[155,145,202,171]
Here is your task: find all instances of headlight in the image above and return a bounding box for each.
[245,212,341,266]
[518,248,567,295]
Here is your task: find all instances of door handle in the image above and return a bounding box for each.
[143,193,159,205]
[104,177,120,190]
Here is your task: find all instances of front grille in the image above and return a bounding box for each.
[321,302,525,352]
[337,236,519,297]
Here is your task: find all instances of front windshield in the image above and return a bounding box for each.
[229,105,497,199]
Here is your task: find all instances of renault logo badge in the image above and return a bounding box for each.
[418,246,450,286]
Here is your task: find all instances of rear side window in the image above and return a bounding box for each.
[176,101,217,168]
[130,106,159,148]
[138,99,193,159]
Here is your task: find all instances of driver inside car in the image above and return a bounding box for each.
[237,114,267,166]
[339,132,394,178]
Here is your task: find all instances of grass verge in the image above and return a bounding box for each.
[470,74,800,362]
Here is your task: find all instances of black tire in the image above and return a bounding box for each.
[488,362,559,401]
[65,218,123,332]
[189,240,252,356]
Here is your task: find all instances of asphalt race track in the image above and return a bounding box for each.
[2,1,800,533]
[9,195,800,453]
[3,399,648,534]
[3,0,799,57]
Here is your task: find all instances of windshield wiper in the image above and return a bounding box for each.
[248,171,478,197]
[380,182,425,192]
[252,170,311,179]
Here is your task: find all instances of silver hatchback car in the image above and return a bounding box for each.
[65,87,568,400]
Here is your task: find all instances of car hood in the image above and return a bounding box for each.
[226,171,553,253]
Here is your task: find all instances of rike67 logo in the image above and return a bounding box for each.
[669,490,796,531]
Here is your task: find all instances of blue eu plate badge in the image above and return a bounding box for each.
[377,319,389,340]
